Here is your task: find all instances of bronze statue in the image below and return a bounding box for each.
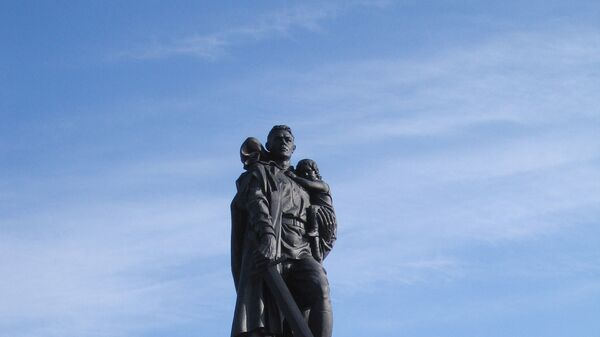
[230,125,337,337]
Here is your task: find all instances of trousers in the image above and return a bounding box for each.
[243,256,333,337]
[282,257,333,337]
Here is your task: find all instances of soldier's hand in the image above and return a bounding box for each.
[284,170,297,178]
[254,233,277,272]
[259,233,277,259]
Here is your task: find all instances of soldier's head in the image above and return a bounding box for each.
[296,158,321,181]
[266,125,296,161]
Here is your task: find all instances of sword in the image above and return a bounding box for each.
[263,257,315,337]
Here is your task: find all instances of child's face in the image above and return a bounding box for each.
[298,165,318,180]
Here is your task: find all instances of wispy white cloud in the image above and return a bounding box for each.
[229,29,600,144]
[122,35,228,61]
[0,155,235,336]
[116,1,391,61]
[347,278,600,335]
[326,122,600,290]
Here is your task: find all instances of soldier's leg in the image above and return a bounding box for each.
[285,257,333,337]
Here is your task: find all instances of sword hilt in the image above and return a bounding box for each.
[268,256,287,267]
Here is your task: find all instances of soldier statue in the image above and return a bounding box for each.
[230,125,337,337]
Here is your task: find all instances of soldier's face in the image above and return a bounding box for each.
[267,130,295,160]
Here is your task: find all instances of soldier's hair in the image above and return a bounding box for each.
[296,159,322,180]
[267,125,294,140]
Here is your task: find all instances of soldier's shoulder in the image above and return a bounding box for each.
[244,161,275,174]
[236,161,275,185]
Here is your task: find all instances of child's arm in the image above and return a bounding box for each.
[285,171,329,193]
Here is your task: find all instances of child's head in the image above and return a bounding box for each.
[296,159,321,181]
[240,137,264,168]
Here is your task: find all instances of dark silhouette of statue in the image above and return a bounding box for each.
[230,125,337,337]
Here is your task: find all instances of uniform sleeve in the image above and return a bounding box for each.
[245,176,276,239]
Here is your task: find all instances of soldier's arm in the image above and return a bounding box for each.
[244,176,277,260]
[286,171,329,193]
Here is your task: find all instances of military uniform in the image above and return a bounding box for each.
[231,161,332,337]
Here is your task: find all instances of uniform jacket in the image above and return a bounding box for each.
[230,161,284,336]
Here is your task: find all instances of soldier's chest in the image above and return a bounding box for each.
[274,172,309,208]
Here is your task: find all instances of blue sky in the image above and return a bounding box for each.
[2,1,600,336]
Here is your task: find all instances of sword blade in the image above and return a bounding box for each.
[264,265,315,337]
